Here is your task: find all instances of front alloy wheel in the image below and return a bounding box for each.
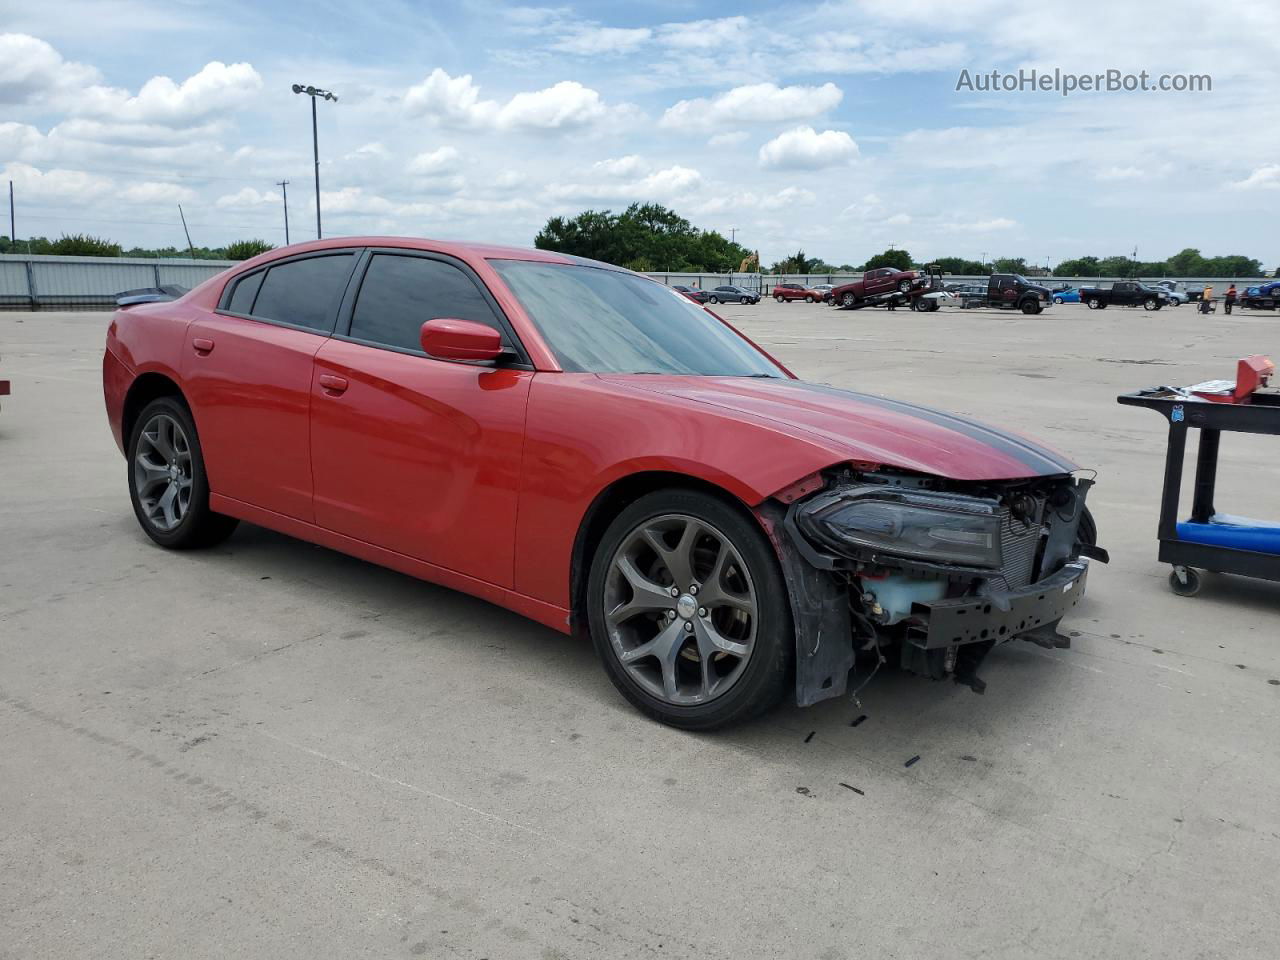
[588,491,791,729]
[841,292,856,308]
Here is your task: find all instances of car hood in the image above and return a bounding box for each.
[603,375,1077,481]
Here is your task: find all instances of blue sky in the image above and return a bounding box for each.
[2,0,1277,269]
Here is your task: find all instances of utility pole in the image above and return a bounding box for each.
[7,180,13,246]
[728,226,738,244]
[291,84,338,239]
[177,204,196,260]
[277,180,291,245]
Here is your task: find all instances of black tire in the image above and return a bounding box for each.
[774,296,784,303]
[708,296,719,304]
[841,292,857,308]
[897,279,912,293]
[805,295,814,303]
[127,396,238,549]
[1143,298,1158,311]
[1053,296,1064,304]
[1021,299,1041,315]
[1087,298,1101,309]
[1169,567,1201,597]
[587,489,793,730]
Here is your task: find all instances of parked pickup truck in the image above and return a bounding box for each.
[1079,281,1169,311]
[986,274,1051,314]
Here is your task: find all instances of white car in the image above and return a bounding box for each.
[1152,281,1189,305]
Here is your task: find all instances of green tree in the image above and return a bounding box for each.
[992,257,1029,274]
[862,248,913,271]
[1167,248,1206,276]
[223,239,274,261]
[534,203,751,272]
[49,233,122,257]
[934,256,988,275]
[1054,256,1101,276]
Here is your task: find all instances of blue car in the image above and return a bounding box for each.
[1051,288,1080,304]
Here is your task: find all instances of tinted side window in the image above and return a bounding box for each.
[251,254,354,332]
[349,254,501,353]
[227,270,264,314]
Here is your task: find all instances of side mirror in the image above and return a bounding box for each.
[419,318,505,363]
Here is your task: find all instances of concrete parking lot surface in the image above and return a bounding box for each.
[2,301,1278,959]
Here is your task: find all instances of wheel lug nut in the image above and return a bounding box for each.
[683,622,693,632]
[669,586,679,597]
[698,607,706,617]
[690,584,699,594]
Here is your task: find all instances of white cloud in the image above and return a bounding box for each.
[1229,164,1280,190]
[655,16,750,50]
[1,161,113,202]
[407,145,460,175]
[404,69,607,131]
[120,181,196,204]
[662,82,842,129]
[0,33,99,106]
[758,126,858,170]
[593,155,648,177]
[215,187,280,208]
[73,61,262,126]
[545,164,702,203]
[552,26,651,55]
[708,131,748,148]
[941,217,1017,232]
[1097,165,1144,181]
[495,170,527,189]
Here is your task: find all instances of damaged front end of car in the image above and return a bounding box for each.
[758,466,1108,706]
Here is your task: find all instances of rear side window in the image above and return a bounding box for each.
[349,254,502,353]
[227,270,264,314]
[251,254,355,332]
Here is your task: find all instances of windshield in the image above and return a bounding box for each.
[490,260,784,377]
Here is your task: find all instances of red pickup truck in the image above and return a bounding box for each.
[830,268,920,308]
[772,282,824,303]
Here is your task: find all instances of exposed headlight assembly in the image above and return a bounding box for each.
[795,485,1004,569]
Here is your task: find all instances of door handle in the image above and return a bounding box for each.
[192,337,215,355]
[318,374,349,395]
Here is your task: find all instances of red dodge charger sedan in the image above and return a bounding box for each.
[103,238,1102,729]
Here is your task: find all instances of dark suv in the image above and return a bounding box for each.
[707,285,760,304]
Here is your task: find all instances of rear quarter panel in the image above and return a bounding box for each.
[104,300,201,449]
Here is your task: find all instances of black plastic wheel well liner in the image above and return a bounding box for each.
[123,372,187,444]
[568,471,757,638]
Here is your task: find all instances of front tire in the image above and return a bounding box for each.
[897,280,912,292]
[127,397,238,549]
[587,490,792,730]
[841,292,857,308]
[1143,298,1158,311]
[708,296,719,304]
[1053,296,1064,304]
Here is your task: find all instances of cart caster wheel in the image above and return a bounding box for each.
[1169,566,1201,597]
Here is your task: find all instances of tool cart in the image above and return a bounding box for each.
[1118,356,1280,595]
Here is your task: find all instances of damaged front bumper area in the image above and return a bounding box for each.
[770,472,1102,705]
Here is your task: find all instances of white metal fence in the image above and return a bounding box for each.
[0,254,234,308]
[1,254,1272,309]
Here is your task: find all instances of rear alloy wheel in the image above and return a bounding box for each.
[708,296,719,304]
[588,491,791,730]
[1053,296,1064,304]
[128,397,238,549]
[775,296,785,303]
[805,295,815,303]
[1087,297,1101,309]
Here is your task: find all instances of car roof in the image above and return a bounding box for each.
[237,236,629,272]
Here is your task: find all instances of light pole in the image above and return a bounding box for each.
[276,180,290,245]
[291,83,338,239]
